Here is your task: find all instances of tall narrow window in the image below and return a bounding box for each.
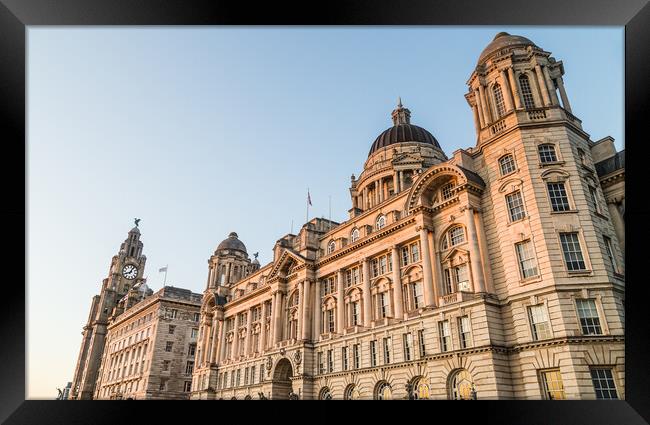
[538,144,558,163]
[547,182,570,212]
[458,316,472,349]
[403,333,413,361]
[401,246,410,266]
[560,232,587,271]
[506,191,526,221]
[412,282,424,309]
[353,344,360,369]
[342,346,348,371]
[418,329,426,357]
[576,299,602,335]
[251,366,256,384]
[411,243,420,262]
[383,337,392,364]
[351,301,360,326]
[376,215,386,230]
[591,368,618,399]
[370,340,377,367]
[439,321,451,352]
[350,228,360,243]
[441,182,454,200]
[318,352,324,374]
[519,74,536,109]
[444,269,453,294]
[540,369,566,400]
[327,309,335,333]
[379,292,389,318]
[327,349,333,372]
[493,83,506,117]
[589,186,602,214]
[454,264,470,292]
[603,236,620,274]
[528,304,552,340]
[515,240,539,279]
[499,154,516,176]
[327,240,335,254]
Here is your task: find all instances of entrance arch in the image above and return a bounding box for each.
[271,358,294,400]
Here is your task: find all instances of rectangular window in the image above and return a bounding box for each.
[418,329,426,357]
[230,371,235,387]
[345,269,352,286]
[371,259,379,278]
[548,182,571,212]
[236,369,241,387]
[342,346,348,371]
[540,369,566,400]
[603,236,620,274]
[170,309,178,319]
[576,299,602,335]
[538,144,558,163]
[244,367,249,385]
[260,363,265,382]
[223,372,228,388]
[188,344,196,357]
[162,360,170,371]
[184,381,192,392]
[441,182,454,200]
[560,232,587,271]
[506,191,526,221]
[458,316,472,349]
[318,352,325,374]
[168,325,176,334]
[191,328,198,338]
[591,368,618,399]
[327,310,335,333]
[379,256,387,275]
[159,379,167,391]
[403,333,413,361]
[165,341,173,352]
[353,344,360,369]
[439,321,451,352]
[185,361,194,375]
[251,366,256,384]
[352,302,360,326]
[383,337,392,364]
[370,340,377,366]
[193,313,200,322]
[327,349,334,372]
[444,269,453,294]
[411,243,420,262]
[402,246,410,266]
[516,240,539,279]
[379,292,389,318]
[455,265,470,292]
[589,186,602,214]
[528,304,552,340]
[413,282,424,309]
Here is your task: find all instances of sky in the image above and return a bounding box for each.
[27,26,623,399]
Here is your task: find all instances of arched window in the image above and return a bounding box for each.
[409,376,430,400]
[374,381,392,400]
[441,182,455,200]
[344,384,360,400]
[519,74,536,109]
[498,153,516,176]
[319,386,333,400]
[327,240,336,254]
[350,228,360,243]
[538,143,558,163]
[493,84,506,118]
[449,369,474,400]
[442,226,466,250]
[376,215,386,230]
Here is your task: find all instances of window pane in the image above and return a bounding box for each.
[547,182,570,212]
[494,84,506,117]
[591,368,618,399]
[539,144,558,163]
[516,240,539,278]
[541,369,566,400]
[519,75,535,109]
[499,154,516,175]
[560,232,586,271]
[449,227,465,246]
[506,191,526,221]
[528,304,551,340]
[576,299,602,335]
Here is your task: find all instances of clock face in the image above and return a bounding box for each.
[122,264,138,280]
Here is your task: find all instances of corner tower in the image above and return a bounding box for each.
[69,221,147,399]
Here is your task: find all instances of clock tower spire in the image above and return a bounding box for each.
[69,222,148,399]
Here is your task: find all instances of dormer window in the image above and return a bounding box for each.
[441,182,454,201]
[327,240,336,255]
[350,228,360,243]
[376,215,386,230]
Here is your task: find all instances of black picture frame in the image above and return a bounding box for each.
[2,0,648,423]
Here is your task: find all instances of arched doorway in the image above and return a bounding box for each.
[409,376,430,400]
[271,358,293,400]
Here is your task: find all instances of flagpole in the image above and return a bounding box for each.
[328,195,332,231]
[306,188,310,223]
[163,264,168,286]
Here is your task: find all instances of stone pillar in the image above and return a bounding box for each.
[474,209,493,294]
[556,76,572,112]
[427,230,440,302]
[206,266,214,289]
[471,104,481,134]
[399,171,405,191]
[209,316,219,364]
[607,201,625,257]
[393,172,399,194]
[302,280,311,340]
[534,64,551,106]
[225,263,232,285]
[507,67,522,109]
[375,181,380,205]
[362,258,372,326]
[475,89,485,128]
[464,206,486,293]
[232,315,240,358]
[337,270,345,333]
[202,321,211,366]
[297,281,304,339]
[542,65,559,105]
[216,319,225,363]
[260,302,268,351]
[419,226,435,307]
[391,246,404,319]
[363,187,368,210]
[500,69,514,111]
[478,84,491,125]
[273,292,284,344]
[313,282,321,339]
[244,308,253,355]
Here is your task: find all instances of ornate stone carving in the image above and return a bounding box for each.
[294,350,302,365]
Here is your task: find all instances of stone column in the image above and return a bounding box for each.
[534,64,551,106]
[202,321,211,366]
[337,270,345,333]
[427,230,440,302]
[297,281,304,339]
[500,69,514,111]
[607,201,625,257]
[393,172,399,194]
[542,65,559,105]
[225,263,232,285]
[216,319,225,363]
[232,315,240,358]
[478,84,491,125]
[556,76,572,112]
[206,266,214,289]
[399,171,405,191]
[464,206,486,293]
[363,187,368,210]
[471,104,480,134]
[375,181,380,205]
[260,302,268,351]
[475,89,485,128]
[474,209,493,294]
[391,246,404,319]
[507,67,522,109]
[419,226,435,307]
[244,308,253,355]
[362,258,372,326]
[302,280,311,340]
[313,282,321,339]
[209,316,219,364]
[273,292,284,344]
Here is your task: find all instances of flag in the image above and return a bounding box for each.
[307,190,312,206]
[159,266,167,273]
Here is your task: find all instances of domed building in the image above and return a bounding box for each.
[190,32,624,401]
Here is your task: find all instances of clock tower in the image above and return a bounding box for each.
[69,221,147,399]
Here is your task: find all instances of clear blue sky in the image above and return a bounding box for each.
[27,26,623,398]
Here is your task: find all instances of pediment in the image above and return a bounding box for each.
[393,152,423,165]
[268,248,308,279]
[441,247,470,263]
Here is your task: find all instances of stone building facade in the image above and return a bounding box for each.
[93,286,202,400]
[190,32,625,400]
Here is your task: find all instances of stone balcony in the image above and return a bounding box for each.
[438,291,474,306]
